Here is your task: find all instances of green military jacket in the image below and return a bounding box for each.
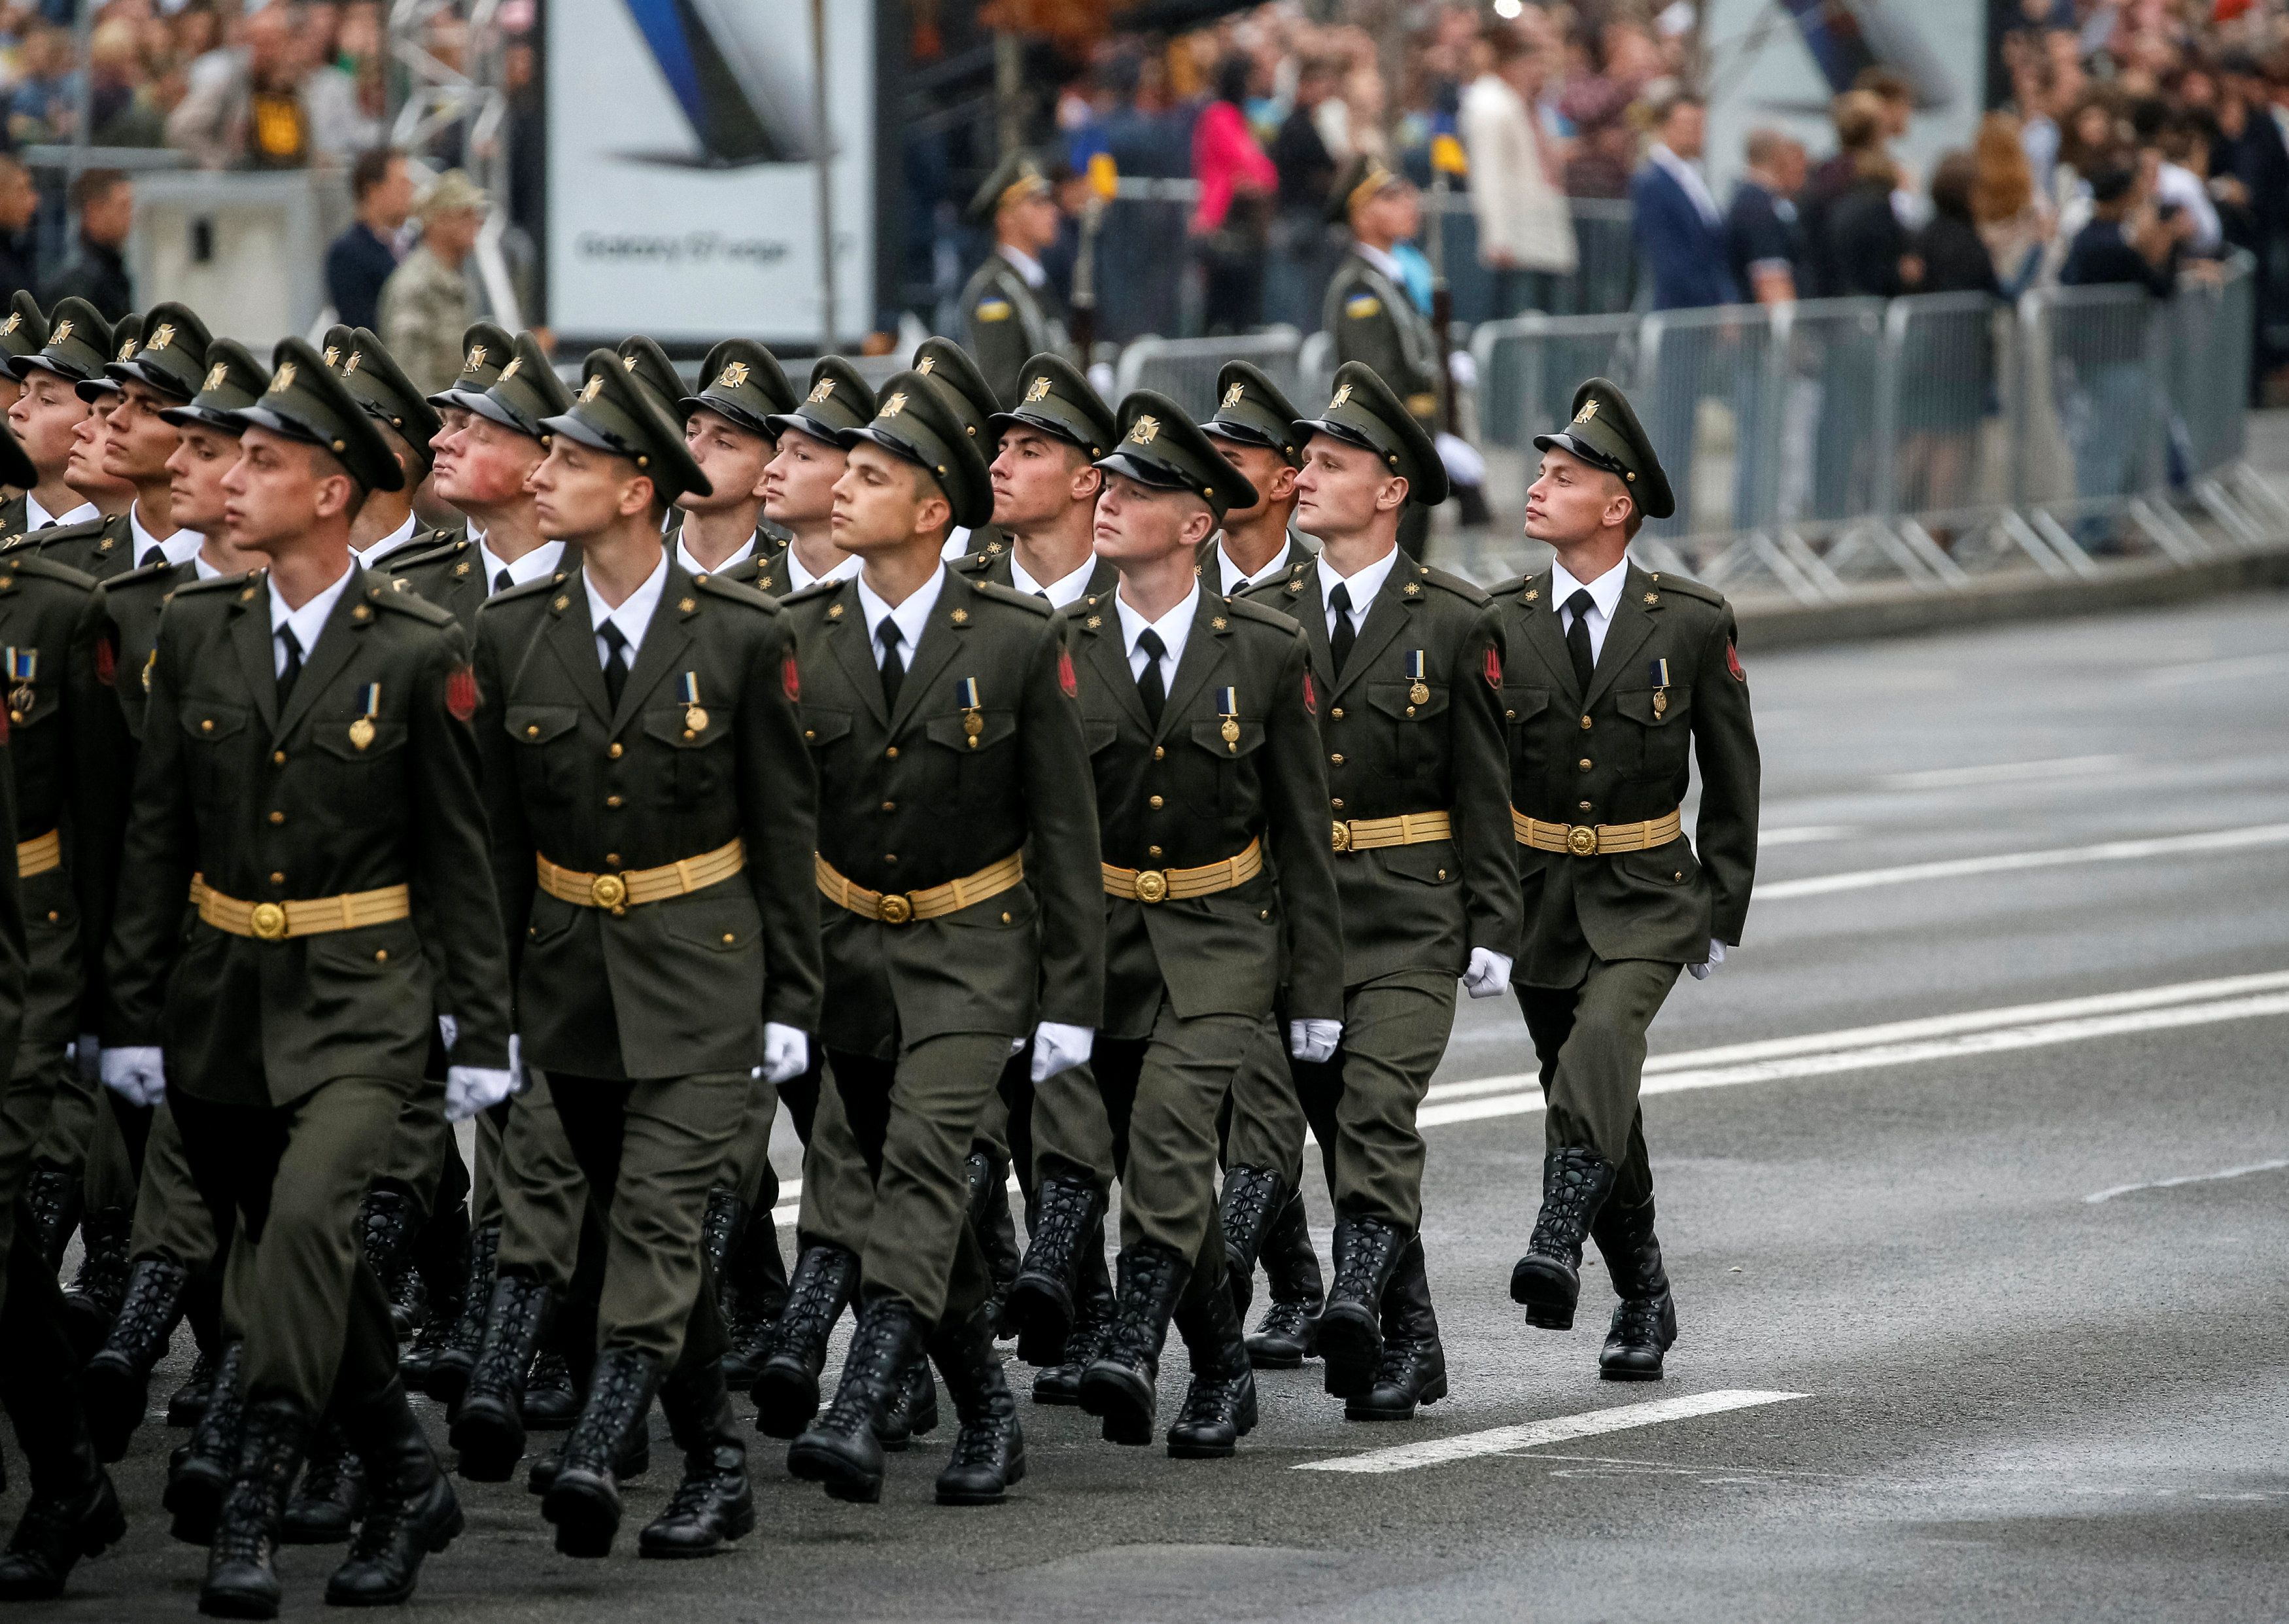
[105,567,513,1105]
[77,554,194,742]
[2,515,126,581]
[1245,553,1519,986]
[383,532,529,632]
[1196,532,1315,600]
[784,566,1103,1058]
[954,543,1118,605]
[1063,585,1341,1038]
[1325,250,1443,435]
[960,252,1073,410]
[0,707,23,1086]
[0,492,22,538]
[1492,562,1759,985]
[472,560,821,1080]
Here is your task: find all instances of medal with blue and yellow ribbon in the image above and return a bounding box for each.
[1405,650,1429,707]
[1648,657,1671,719]
[678,672,707,733]
[959,677,984,747]
[1217,685,1239,750]
[349,682,379,750]
[5,647,34,721]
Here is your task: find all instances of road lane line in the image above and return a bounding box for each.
[1882,755,2126,789]
[2084,1157,2289,1203]
[2139,652,2289,685]
[1294,1390,1810,1474]
[1756,822,2289,900]
[1758,825,1857,847]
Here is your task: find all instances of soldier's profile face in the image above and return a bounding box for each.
[1525,447,1630,545]
[528,438,640,540]
[67,396,133,500]
[166,423,238,532]
[763,426,843,528]
[990,424,1095,529]
[832,440,942,554]
[1205,433,1293,521]
[1293,434,1402,538]
[435,413,542,511]
[103,379,181,485]
[683,406,772,513]
[1092,470,1207,564]
[223,426,342,551]
[7,369,89,475]
[428,404,470,479]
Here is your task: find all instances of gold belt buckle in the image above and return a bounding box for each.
[1330,821,1352,853]
[1566,825,1598,857]
[877,892,913,925]
[1133,870,1169,904]
[249,901,288,941]
[589,872,627,910]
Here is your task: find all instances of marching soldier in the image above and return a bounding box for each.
[101,339,514,1612]
[960,353,1118,606]
[1064,391,1343,1457]
[1325,158,1445,561]
[742,356,875,599]
[48,311,143,579]
[328,326,452,570]
[672,338,799,578]
[911,336,1010,562]
[4,299,111,546]
[961,154,1075,409]
[1241,362,1520,1421]
[775,368,1102,1507]
[1496,379,1759,1378]
[0,291,46,432]
[1197,362,1317,598]
[469,351,819,1558]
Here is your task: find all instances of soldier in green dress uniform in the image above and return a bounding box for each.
[670,338,798,585]
[959,154,1075,411]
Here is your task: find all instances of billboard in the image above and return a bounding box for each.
[545,0,874,345]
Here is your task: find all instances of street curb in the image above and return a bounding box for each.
[1734,549,2289,651]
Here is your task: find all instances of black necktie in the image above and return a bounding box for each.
[1136,628,1167,728]
[139,548,164,569]
[276,625,303,707]
[1564,588,1596,693]
[598,620,630,710]
[1328,581,1357,677]
[493,568,512,595]
[876,618,904,712]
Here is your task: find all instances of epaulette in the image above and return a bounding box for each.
[473,570,566,615]
[692,572,780,613]
[1487,573,1532,600]
[1641,568,1727,608]
[365,579,454,627]
[948,549,994,574]
[971,578,1052,617]
[388,536,470,576]
[89,555,183,601]
[778,576,845,608]
[171,568,261,600]
[4,516,105,555]
[0,550,98,591]
[1222,594,1301,632]
[1403,561,1492,607]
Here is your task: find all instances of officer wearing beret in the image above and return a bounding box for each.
[469,349,819,1560]
[740,355,875,600]
[672,337,798,581]
[1325,157,1443,560]
[1495,378,1759,1379]
[1052,390,1341,1459]
[960,154,1075,411]
[1243,361,1521,1422]
[325,326,452,570]
[102,336,513,1613]
[773,368,1101,1509]
[0,291,47,423]
[5,298,114,541]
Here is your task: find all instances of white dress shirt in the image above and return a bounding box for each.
[1352,240,1407,284]
[269,562,356,676]
[1211,534,1288,598]
[351,512,421,568]
[941,527,974,561]
[1648,142,1722,226]
[855,565,945,670]
[585,550,668,669]
[999,244,1048,288]
[783,544,861,593]
[128,506,202,569]
[1317,544,1401,642]
[1550,555,1627,666]
[1008,551,1097,609]
[192,549,227,581]
[1116,582,1198,690]
[26,492,96,530]
[674,529,756,576]
[477,538,563,596]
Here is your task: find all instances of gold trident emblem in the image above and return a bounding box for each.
[579,373,605,403]
[267,360,297,394]
[202,362,228,392]
[880,390,908,419]
[1024,374,1052,404]
[463,344,488,373]
[806,378,835,404]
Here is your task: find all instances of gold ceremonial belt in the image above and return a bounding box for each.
[537,838,746,913]
[816,851,1025,926]
[15,829,60,878]
[190,876,411,942]
[1512,807,1683,857]
[1104,838,1263,905]
[1332,810,1452,854]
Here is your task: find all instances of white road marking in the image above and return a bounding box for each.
[1756,822,2289,901]
[1294,1390,1810,1474]
[1758,825,1857,847]
[2084,1157,2289,1204]
[2138,651,2289,685]
[1881,754,2127,790]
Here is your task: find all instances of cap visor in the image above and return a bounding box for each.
[988,407,1093,449]
[536,412,619,455]
[104,359,190,398]
[1292,417,1382,457]
[225,404,328,448]
[158,404,247,434]
[1530,430,1626,476]
[762,411,840,446]
[681,396,777,439]
[1092,450,1190,491]
[426,383,498,414]
[468,391,547,440]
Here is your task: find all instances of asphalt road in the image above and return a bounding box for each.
[46,589,2289,1623]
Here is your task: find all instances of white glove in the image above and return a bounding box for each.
[1029,1021,1093,1082]
[1687,938,1727,981]
[1289,1018,1341,1063]
[445,1065,516,1122]
[101,1046,166,1108]
[73,1033,99,1084]
[1447,349,1477,392]
[760,1022,809,1085]
[1462,946,1513,999]
[437,1014,458,1052]
[1435,431,1485,487]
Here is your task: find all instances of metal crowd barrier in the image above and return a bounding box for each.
[1112,326,1303,419]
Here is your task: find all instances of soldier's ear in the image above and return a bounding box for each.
[1377,472,1409,513]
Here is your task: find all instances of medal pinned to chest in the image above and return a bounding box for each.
[1648,658,1671,720]
[349,683,380,750]
[5,648,34,722]
[1217,686,1241,752]
[678,672,708,736]
[1403,650,1430,710]
[958,677,984,748]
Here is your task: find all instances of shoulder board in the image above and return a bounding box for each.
[968,578,1054,617]
[1485,574,1532,599]
[474,571,566,614]
[693,572,779,613]
[1,551,99,591]
[13,517,108,551]
[92,555,181,595]
[366,581,455,626]
[1222,595,1300,631]
[1407,563,1492,607]
[388,536,470,576]
[778,576,846,608]
[170,568,260,600]
[948,549,996,576]
[1642,568,1727,609]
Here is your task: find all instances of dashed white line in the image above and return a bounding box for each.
[1294,1390,1811,1474]
[1756,822,2289,901]
[1881,754,2127,790]
[2084,1157,2289,1204]
[1758,825,1857,847]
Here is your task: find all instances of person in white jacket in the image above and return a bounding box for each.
[1460,22,1577,317]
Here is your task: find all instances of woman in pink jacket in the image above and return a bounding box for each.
[1194,55,1280,334]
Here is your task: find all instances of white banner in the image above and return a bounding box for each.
[545,0,874,344]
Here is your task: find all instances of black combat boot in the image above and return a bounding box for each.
[279,1422,364,1544]
[421,1219,498,1406]
[521,1350,579,1428]
[1031,1235,1113,1405]
[786,1296,924,1504]
[357,1187,422,1339]
[0,1353,126,1600]
[875,1353,938,1452]
[720,1213,789,1389]
[1348,1234,1446,1421]
[84,1254,190,1461]
[22,1166,79,1272]
[1164,1270,1257,1459]
[750,1242,858,1438]
[1078,1243,1189,1445]
[448,1270,551,1481]
[1591,1192,1677,1381]
[165,1339,246,1544]
[170,1347,218,1427]
[965,1152,1022,1335]
[1215,1165,1285,1317]
[324,1377,463,1606]
[525,1420,648,1496]
[639,1360,752,1558]
[1247,1188,1324,1369]
[929,1307,1024,1505]
[60,1206,133,1358]
[399,1245,465,1392]
[1318,1214,1407,1398]
[198,1392,311,1619]
[541,1347,661,1559]
[700,1184,747,1284]
[1509,1147,1618,1330]
[1004,1173,1103,1366]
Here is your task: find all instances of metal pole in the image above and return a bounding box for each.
[65,0,96,262]
[810,0,836,350]
[995,29,1022,158]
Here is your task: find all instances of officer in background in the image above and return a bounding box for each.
[961,154,1075,409]
[379,169,485,398]
[1244,362,1520,1423]
[672,338,799,579]
[1496,378,1759,1379]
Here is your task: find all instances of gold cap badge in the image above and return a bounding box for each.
[498,356,521,382]
[579,373,605,403]
[202,362,228,392]
[1330,383,1352,409]
[50,319,73,347]
[147,322,175,351]
[880,390,907,419]
[462,343,488,373]
[322,344,341,368]
[0,314,17,336]
[621,354,638,371]
[267,360,296,394]
[806,377,835,404]
[1222,382,1245,409]
[917,356,936,375]
[1024,374,1052,404]
[343,350,362,374]
[1128,414,1160,445]
[116,336,137,361]
[717,360,749,390]
[1574,398,1599,424]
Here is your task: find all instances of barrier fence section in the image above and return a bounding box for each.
[1113,326,1305,419]
[1469,254,2284,603]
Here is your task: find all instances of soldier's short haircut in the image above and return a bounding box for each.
[306,442,371,523]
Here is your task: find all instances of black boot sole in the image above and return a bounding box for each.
[1245,1334,1309,1370]
[1004,1277,1074,1367]
[638,1493,755,1557]
[1077,1364,1155,1445]
[541,1471,622,1558]
[1167,1383,1258,1459]
[749,1362,822,1440]
[447,1400,527,1482]
[1315,1304,1382,1398]
[198,1575,283,1619]
[0,1485,128,1598]
[1508,1257,1580,1330]
[1345,1369,1448,1421]
[786,1438,884,1503]
[935,1446,1025,1505]
[1029,1367,1082,1406]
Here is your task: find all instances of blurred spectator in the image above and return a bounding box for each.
[1193,54,1277,334]
[8,23,80,147]
[0,156,36,305]
[1917,152,2002,296]
[1725,128,1808,304]
[2057,164,2184,539]
[1630,90,1738,310]
[1824,93,1921,298]
[42,168,133,321]
[1972,112,2049,298]
[1460,20,1575,317]
[1901,152,2001,517]
[165,3,345,170]
[2059,164,2184,296]
[1265,55,1341,329]
[1556,77,1635,200]
[326,147,411,332]
[379,169,484,397]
